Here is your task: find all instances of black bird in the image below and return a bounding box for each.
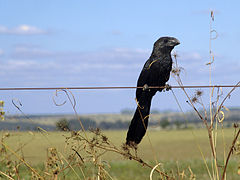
[126,37,180,145]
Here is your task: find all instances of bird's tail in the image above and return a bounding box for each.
[126,96,152,145]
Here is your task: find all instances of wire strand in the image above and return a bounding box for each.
[0,84,239,91]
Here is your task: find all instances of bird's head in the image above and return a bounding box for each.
[152,37,180,56]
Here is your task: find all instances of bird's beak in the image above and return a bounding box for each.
[170,38,180,46]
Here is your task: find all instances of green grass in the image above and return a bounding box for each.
[0,159,238,179]
[0,129,239,179]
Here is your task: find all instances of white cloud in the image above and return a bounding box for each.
[7,47,214,76]
[9,60,37,69]
[13,46,53,59]
[2,46,238,88]
[71,62,141,72]
[0,25,48,35]
[113,47,150,54]
[11,45,151,63]
[176,51,202,61]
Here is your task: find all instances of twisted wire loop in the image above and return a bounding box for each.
[52,89,88,136]
[53,90,67,106]
[52,89,76,108]
[210,30,218,40]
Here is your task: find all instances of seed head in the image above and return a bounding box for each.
[192,96,198,103]
[196,90,203,97]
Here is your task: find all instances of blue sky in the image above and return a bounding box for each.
[0,0,240,114]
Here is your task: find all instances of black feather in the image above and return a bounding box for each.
[126,37,180,145]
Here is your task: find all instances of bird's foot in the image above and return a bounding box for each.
[143,84,150,91]
[163,84,172,92]
[126,141,138,150]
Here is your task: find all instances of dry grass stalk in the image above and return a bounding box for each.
[171,10,240,180]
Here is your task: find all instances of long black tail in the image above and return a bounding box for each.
[126,95,153,145]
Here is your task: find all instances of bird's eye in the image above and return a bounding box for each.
[164,39,168,43]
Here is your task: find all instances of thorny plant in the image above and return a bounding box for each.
[1,89,194,179]
[55,88,206,179]
[64,126,196,180]
[1,89,198,179]
[53,89,176,179]
[171,10,240,180]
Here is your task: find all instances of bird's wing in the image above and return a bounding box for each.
[137,62,151,86]
[136,59,153,99]
[136,56,171,99]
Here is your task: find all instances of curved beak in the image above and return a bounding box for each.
[170,37,180,46]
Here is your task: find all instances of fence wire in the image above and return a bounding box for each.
[0,84,239,91]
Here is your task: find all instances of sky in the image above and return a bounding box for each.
[0,0,240,115]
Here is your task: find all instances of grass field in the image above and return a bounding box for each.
[0,129,239,179]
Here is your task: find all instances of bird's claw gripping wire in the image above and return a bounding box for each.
[143,84,150,91]
[163,84,172,92]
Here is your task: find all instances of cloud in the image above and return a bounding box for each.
[0,60,57,74]
[173,51,206,72]
[7,46,216,77]
[12,46,53,59]
[0,49,4,56]
[3,46,147,72]
[170,50,240,85]
[0,46,149,86]
[178,51,202,61]
[2,45,238,88]
[0,25,48,35]
[71,62,141,72]
[11,45,150,63]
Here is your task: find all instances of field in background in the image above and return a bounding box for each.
[0,129,239,179]
[3,107,240,131]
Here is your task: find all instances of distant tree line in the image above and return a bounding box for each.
[2,108,239,131]
[0,117,238,131]
[0,121,56,131]
[56,117,130,131]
